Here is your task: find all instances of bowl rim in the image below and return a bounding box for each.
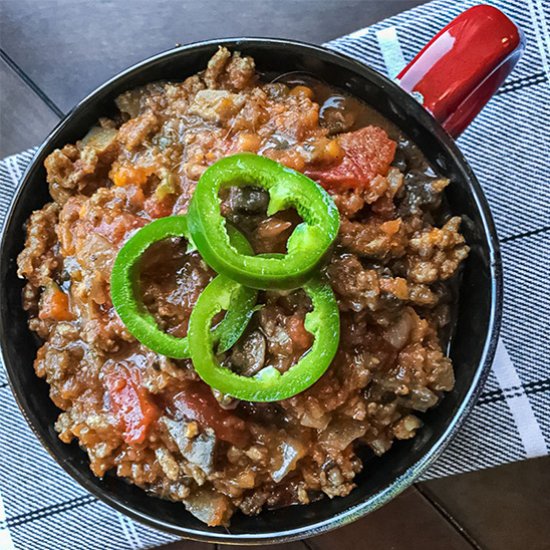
[0,36,503,545]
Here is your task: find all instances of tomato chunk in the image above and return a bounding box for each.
[144,195,175,219]
[287,315,313,351]
[173,383,249,448]
[305,126,396,192]
[105,368,160,445]
[39,283,73,321]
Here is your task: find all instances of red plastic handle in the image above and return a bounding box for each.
[396,5,524,138]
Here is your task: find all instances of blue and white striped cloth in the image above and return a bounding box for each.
[1,0,549,547]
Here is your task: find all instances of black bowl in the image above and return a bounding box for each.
[0,38,502,544]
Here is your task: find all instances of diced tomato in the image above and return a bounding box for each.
[173,383,250,448]
[105,368,160,445]
[144,195,175,219]
[39,284,73,321]
[305,126,396,192]
[287,315,313,351]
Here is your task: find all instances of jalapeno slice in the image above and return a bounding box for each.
[187,274,340,402]
[110,215,257,359]
[188,153,340,290]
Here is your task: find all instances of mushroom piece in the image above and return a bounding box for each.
[230,330,267,377]
[162,416,217,475]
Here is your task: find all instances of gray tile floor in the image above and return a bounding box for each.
[1,1,548,548]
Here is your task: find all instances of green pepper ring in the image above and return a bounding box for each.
[110,215,257,359]
[188,273,340,402]
[188,153,340,290]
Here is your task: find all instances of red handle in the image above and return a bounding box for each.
[396,5,524,138]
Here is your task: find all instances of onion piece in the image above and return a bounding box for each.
[383,309,413,350]
[161,416,216,474]
[185,488,233,527]
[270,437,306,482]
[319,418,366,451]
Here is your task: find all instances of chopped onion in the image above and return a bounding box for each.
[383,310,413,350]
[319,418,366,451]
[185,488,233,527]
[270,438,305,482]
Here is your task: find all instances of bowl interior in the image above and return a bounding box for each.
[0,39,500,543]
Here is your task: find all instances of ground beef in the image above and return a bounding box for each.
[17,47,468,527]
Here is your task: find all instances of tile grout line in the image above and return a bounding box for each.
[0,48,64,119]
[414,485,483,550]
